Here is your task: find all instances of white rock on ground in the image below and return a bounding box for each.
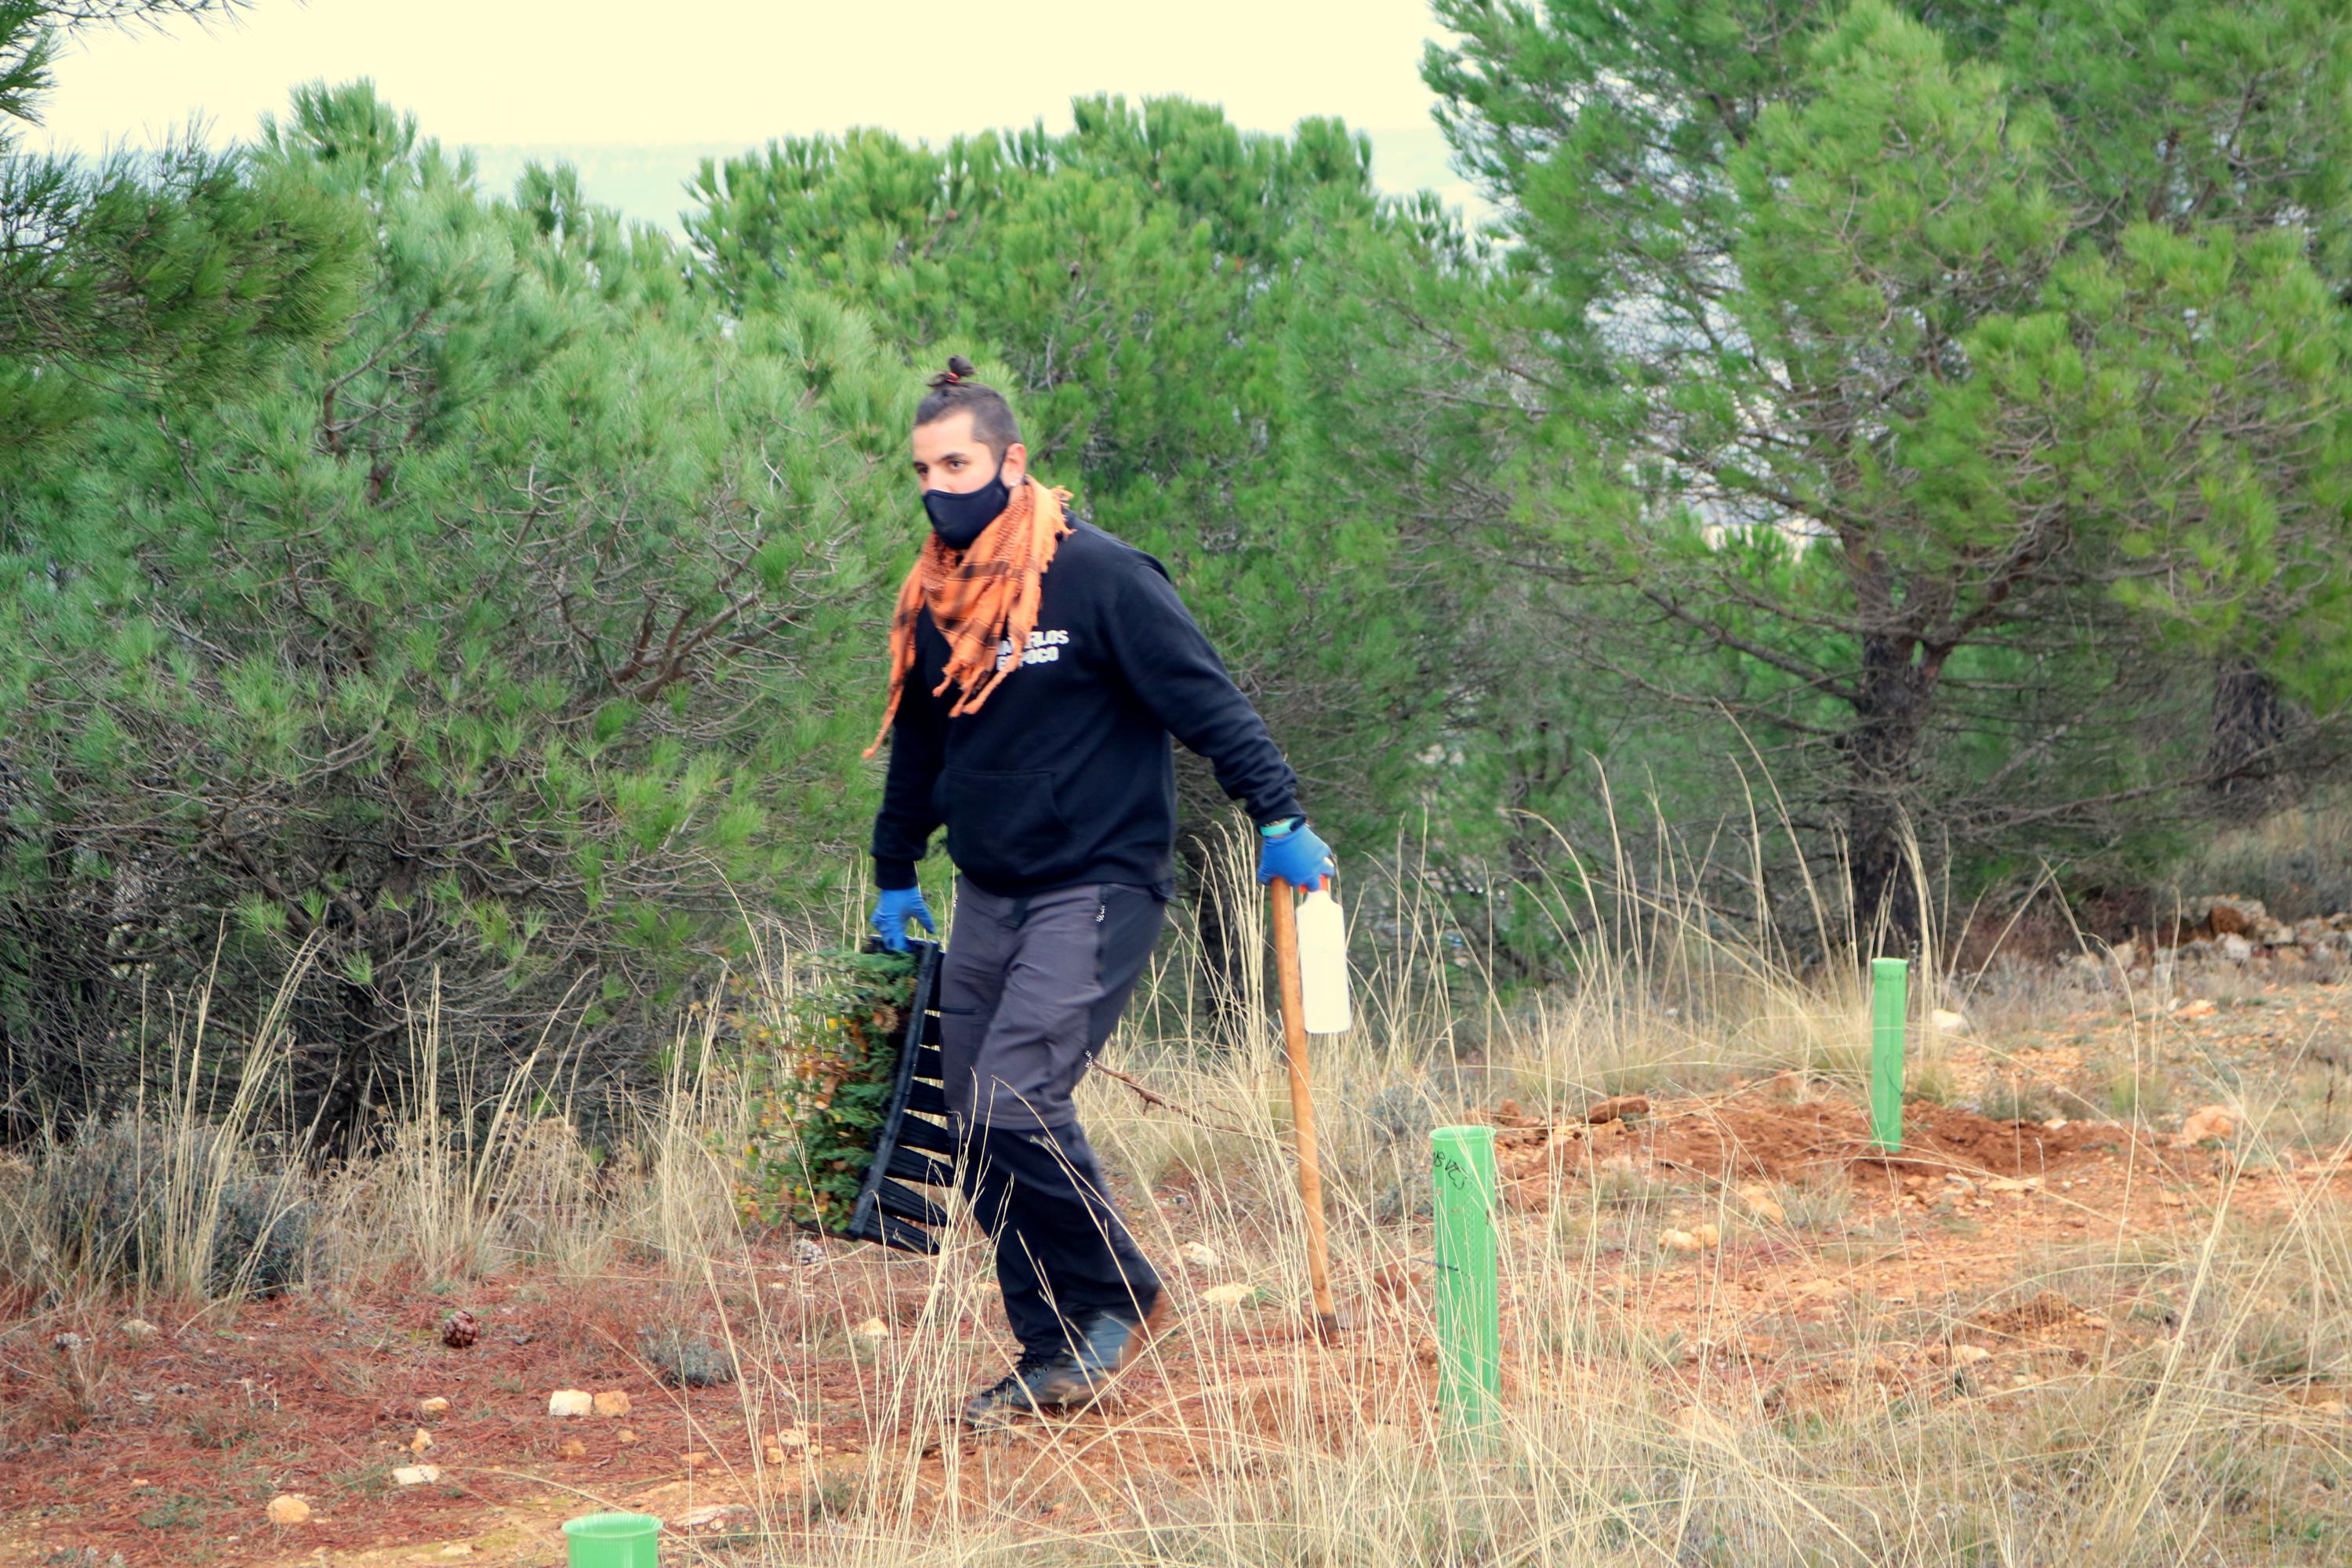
[408,1428,434,1454]
[392,1465,441,1486]
[419,1396,452,1417]
[592,1390,631,1417]
[1930,1008,1969,1034]
[1180,1241,1222,1270]
[118,1318,158,1338]
[547,1389,593,1417]
[675,1504,746,1530]
[853,1316,891,1340]
[266,1494,311,1525]
[1200,1282,1257,1306]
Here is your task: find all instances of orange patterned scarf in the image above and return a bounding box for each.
[864,477,1074,757]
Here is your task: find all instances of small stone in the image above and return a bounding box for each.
[592,1390,631,1418]
[1201,1282,1257,1307]
[1179,1241,1222,1270]
[762,1445,788,1465]
[1984,1176,2040,1194]
[1943,1174,1977,1200]
[1690,1222,1721,1249]
[1930,1008,1969,1035]
[674,1503,741,1530]
[1949,1345,1992,1366]
[558,1438,586,1459]
[2176,998,2217,1019]
[2219,933,2253,963]
[770,1425,810,1450]
[2158,1190,2188,1207]
[852,1316,890,1340]
[2176,1105,2235,1147]
[408,1428,434,1454]
[615,1428,640,1445]
[266,1494,311,1525]
[2205,897,2265,936]
[682,1450,711,1470]
[1658,1229,1702,1254]
[418,1396,452,1417]
[1737,1185,1785,1225]
[548,1389,594,1418]
[119,1317,158,1338]
[789,1236,825,1267]
[50,1330,84,1353]
[1584,1094,1650,1125]
[391,1464,441,1486]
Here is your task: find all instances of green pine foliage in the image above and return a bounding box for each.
[2,82,917,1138]
[684,100,1475,862]
[1405,0,2352,941]
[730,946,919,1233]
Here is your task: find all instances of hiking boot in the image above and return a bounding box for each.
[960,1352,1098,1428]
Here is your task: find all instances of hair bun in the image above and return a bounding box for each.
[927,355,979,391]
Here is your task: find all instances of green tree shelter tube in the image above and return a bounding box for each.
[563,1512,659,1567]
[1432,1124,1501,1436]
[1871,958,1908,1153]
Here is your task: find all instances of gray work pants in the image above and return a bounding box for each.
[940,878,1167,1355]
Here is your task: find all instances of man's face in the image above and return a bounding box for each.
[911,410,1025,495]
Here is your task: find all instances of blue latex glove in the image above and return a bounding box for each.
[1256,817,1334,892]
[869,886,936,953]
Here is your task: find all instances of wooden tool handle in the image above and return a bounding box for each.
[1270,876,1341,1342]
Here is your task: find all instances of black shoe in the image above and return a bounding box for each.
[960,1352,1098,1428]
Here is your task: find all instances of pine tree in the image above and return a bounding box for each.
[1,82,913,1138]
[686,99,1491,1000]
[1410,0,2352,942]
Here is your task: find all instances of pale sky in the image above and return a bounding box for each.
[38,0,1487,230]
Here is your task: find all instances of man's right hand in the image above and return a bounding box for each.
[869,886,937,953]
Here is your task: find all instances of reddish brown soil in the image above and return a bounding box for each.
[5,982,2347,1566]
[1494,1094,2136,1198]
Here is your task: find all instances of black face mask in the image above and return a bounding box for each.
[923,465,1013,550]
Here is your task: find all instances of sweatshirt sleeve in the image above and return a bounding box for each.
[869,668,945,891]
[1105,552,1303,826]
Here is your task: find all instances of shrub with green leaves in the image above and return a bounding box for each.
[731,947,918,1232]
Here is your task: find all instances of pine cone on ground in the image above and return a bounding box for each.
[441,1309,481,1349]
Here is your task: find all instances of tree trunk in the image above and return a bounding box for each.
[2206,658,2286,818]
[1845,633,1932,953]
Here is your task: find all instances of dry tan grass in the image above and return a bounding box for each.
[2,829,2347,1566]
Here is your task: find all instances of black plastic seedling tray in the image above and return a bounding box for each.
[844,938,960,1253]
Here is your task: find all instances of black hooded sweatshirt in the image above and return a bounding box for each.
[869,517,1300,898]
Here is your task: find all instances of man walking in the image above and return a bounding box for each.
[865,356,1334,1425]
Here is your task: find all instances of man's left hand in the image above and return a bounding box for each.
[1257,818,1334,892]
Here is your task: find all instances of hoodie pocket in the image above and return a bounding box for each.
[942,768,1075,888]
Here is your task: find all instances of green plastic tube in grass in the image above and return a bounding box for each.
[1871,956,1907,1152]
[564,1512,659,1568]
[1432,1123,1501,1438]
